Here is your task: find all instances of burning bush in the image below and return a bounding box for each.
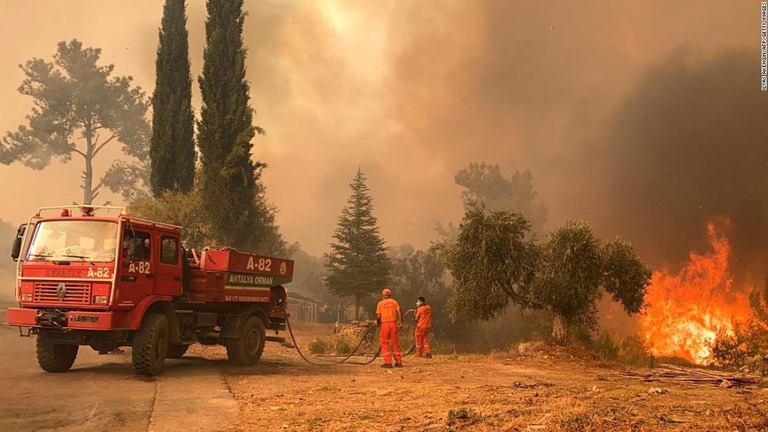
[640,220,751,365]
[709,318,768,369]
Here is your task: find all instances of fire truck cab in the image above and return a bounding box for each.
[5,205,293,376]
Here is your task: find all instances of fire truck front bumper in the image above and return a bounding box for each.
[5,307,114,330]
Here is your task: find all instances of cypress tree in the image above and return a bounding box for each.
[197,0,263,249]
[325,169,392,320]
[150,0,195,195]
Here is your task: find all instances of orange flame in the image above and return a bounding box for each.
[639,221,750,364]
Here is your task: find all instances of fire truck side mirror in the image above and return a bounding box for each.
[11,224,26,262]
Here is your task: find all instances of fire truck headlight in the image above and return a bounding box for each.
[20,293,32,302]
[93,295,108,305]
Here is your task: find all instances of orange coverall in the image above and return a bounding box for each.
[376,298,402,365]
[415,304,432,356]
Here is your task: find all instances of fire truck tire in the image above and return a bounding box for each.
[36,333,79,373]
[132,313,169,376]
[226,316,266,366]
[166,343,189,359]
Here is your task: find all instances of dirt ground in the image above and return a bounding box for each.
[190,321,768,432]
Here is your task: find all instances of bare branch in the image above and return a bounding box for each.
[71,146,86,158]
[93,133,117,158]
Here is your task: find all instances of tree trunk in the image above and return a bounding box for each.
[354,294,360,321]
[82,127,95,204]
[552,313,567,345]
[83,155,93,204]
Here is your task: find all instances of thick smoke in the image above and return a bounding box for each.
[594,49,768,286]
[0,0,759,266]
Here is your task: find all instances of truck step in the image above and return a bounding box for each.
[265,336,286,343]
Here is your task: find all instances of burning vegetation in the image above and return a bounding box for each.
[640,220,753,365]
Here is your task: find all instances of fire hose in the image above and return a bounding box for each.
[286,309,420,366]
[286,318,380,365]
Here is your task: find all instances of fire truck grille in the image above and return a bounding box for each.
[33,282,92,304]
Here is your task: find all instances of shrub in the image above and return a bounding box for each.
[618,334,651,366]
[336,340,352,355]
[446,407,482,426]
[308,339,328,354]
[595,330,619,360]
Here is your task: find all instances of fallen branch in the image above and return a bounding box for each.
[618,364,757,387]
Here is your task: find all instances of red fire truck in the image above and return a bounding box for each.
[5,205,294,376]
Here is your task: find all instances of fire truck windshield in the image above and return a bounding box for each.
[26,220,119,263]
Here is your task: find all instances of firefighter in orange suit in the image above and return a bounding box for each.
[414,296,433,358]
[376,288,403,368]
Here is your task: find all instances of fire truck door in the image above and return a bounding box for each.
[118,229,156,306]
[156,234,183,297]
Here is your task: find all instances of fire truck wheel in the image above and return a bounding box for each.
[166,343,189,359]
[36,333,79,373]
[132,313,169,376]
[226,316,266,366]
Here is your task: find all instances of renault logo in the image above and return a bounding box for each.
[56,283,67,301]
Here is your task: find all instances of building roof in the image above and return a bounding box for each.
[286,290,321,304]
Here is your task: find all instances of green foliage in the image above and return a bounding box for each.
[102,159,151,204]
[530,220,604,334]
[335,340,352,355]
[595,330,619,360]
[151,0,195,195]
[249,182,292,256]
[197,0,265,250]
[440,206,651,344]
[387,246,451,335]
[709,327,746,368]
[455,162,548,233]
[390,247,446,298]
[129,189,211,250]
[308,339,328,355]
[709,280,768,368]
[325,169,391,320]
[437,203,539,321]
[532,221,651,343]
[291,248,329,297]
[1,39,151,204]
[749,276,768,328]
[709,319,768,368]
[602,239,652,314]
[129,185,289,256]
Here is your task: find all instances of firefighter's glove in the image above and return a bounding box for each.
[397,322,403,330]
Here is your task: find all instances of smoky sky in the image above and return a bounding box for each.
[0,0,760,273]
[592,49,768,283]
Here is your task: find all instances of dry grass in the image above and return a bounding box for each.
[190,321,768,432]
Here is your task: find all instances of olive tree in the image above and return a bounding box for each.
[437,204,539,321]
[440,207,652,344]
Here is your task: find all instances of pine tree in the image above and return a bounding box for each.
[325,169,392,320]
[1,40,150,204]
[150,0,195,195]
[197,0,265,249]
